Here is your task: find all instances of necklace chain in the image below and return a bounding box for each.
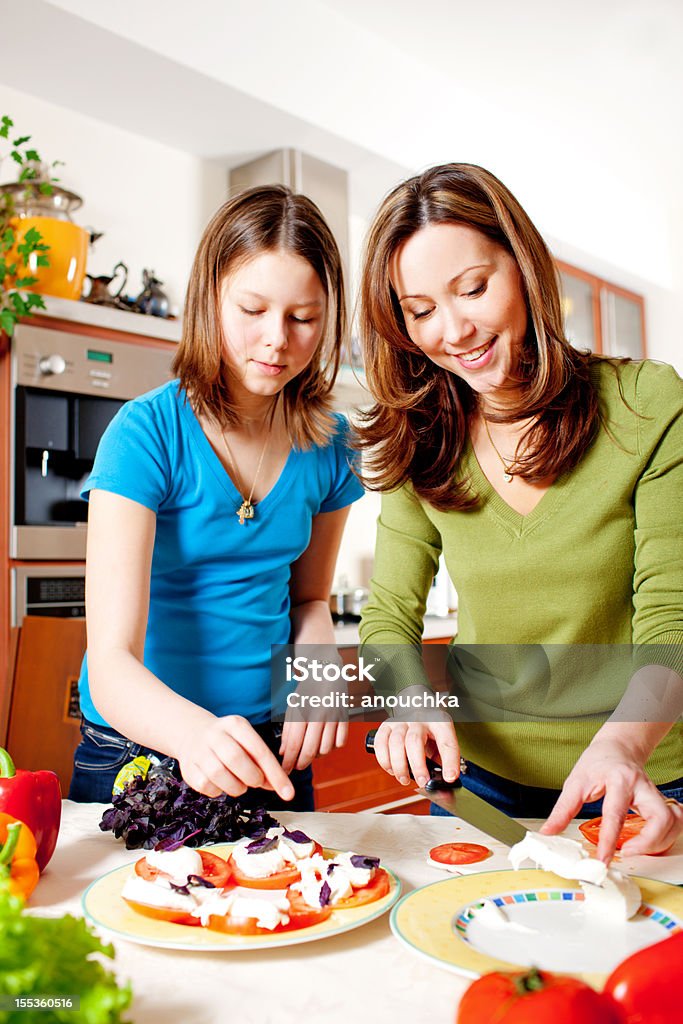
[220,420,273,524]
[482,416,516,483]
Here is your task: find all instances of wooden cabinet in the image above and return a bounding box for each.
[311,638,453,814]
[557,260,647,358]
[6,615,86,795]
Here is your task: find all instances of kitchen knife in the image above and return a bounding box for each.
[417,775,527,848]
[365,729,527,848]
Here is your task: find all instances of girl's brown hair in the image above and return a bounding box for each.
[357,163,600,509]
[173,184,345,449]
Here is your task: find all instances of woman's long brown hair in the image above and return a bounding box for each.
[173,184,345,449]
[356,163,600,509]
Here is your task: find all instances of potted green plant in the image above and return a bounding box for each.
[0,115,56,337]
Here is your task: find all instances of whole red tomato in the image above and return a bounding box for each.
[456,967,623,1024]
[603,931,683,1024]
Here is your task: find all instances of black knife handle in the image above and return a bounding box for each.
[364,729,464,789]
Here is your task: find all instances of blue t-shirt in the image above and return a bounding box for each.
[78,380,363,727]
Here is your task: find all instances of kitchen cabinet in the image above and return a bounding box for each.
[6,615,86,794]
[312,637,454,814]
[557,259,646,357]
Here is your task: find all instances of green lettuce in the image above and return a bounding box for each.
[0,884,132,1024]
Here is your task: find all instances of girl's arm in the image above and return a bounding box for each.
[280,506,351,773]
[85,489,294,800]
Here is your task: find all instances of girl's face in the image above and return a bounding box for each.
[389,222,528,402]
[220,248,327,404]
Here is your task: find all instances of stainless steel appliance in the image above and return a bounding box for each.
[9,323,174,626]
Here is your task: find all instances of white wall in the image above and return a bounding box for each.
[0,84,227,311]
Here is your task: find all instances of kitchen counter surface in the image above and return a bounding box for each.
[35,295,182,342]
[33,801,683,1024]
[335,614,457,646]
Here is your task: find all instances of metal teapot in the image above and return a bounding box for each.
[134,269,170,318]
[83,261,128,306]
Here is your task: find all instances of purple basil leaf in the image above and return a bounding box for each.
[187,874,216,889]
[155,828,202,852]
[282,828,311,844]
[327,863,338,876]
[169,882,190,895]
[319,881,332,907]
[350,855,380,871]
[246,835,279,854]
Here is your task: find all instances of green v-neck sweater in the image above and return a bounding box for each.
[360,359,683,788]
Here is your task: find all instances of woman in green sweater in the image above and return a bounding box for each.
[357,163,683,862]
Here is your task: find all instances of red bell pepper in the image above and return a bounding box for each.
[0,748,61,872]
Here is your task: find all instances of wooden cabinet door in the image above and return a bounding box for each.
[6,616,86,794]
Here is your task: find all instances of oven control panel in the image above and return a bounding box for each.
[13,324,175,400]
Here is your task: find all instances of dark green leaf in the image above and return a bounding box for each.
[0,311,17,336]
[0,115,13,138]
[25,294,46,312]
[36,254,50,267]
[24,148,41,162]
[10,292,28,314]
[10,151,22,165]
[14,276,39,288]
[12,135,31,147]
[39,182,54,195]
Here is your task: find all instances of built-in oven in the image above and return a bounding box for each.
[10,323,174,624]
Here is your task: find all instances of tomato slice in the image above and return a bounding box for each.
[227,841,323,889]
[333,867,391,908]
[135,849,232,889]
[205,889,333,935]
[579,814,647,850]
[429,842,492,866]
[122,898,200,927]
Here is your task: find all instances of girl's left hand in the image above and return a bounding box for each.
[541,737,683,862]
[279,719,348,774]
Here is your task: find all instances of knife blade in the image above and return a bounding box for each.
[364,728,526,848]
[417,776,527,848]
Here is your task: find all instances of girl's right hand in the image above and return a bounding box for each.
[176,715,295,801]
[372,716,460,789]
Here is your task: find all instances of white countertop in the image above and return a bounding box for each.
[36,295,182,342]
[335,614,457,646]
[32,801,683,1024]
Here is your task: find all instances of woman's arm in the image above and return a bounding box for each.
[280,506,351,773]
[85,489,294,800]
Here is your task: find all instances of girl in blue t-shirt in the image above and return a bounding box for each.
[69,185,363,807]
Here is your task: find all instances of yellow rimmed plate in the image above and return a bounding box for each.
[82,845,400,951]
[390,869,683,986]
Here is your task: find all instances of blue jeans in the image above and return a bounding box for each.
[68,718,315,810]
[429,759,683,818]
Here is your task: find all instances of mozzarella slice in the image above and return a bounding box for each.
[144,846,204,885]
[580,868,641,921]
[509,831,608,885]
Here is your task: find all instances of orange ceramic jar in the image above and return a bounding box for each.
[12,215,88,301]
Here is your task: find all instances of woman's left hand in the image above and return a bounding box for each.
[541,736,683,862]
[279,719,349,774]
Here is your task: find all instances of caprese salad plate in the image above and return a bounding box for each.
[390,869,683,985]
[82,843,401,951]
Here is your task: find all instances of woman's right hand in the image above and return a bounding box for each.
[176,715,295,801]
[372,716,460,789]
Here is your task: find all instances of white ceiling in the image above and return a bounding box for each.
[1,0,681,269]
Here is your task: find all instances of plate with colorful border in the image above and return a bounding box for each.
[82,845,401,951]
[390,869,683,985]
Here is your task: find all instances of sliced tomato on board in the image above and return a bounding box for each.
[205,889,333,935]
[578,814,649,851]
[122,899,201,927]
[332,867,391,908]
[429,842,492,866]
[135,849,232,889]
[227,842,323,889]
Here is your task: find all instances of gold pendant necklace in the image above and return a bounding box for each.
[220,421,273,525]
[482,416,516,483]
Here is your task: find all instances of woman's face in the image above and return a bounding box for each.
[220,248,327,403]
[389,222,528,401]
